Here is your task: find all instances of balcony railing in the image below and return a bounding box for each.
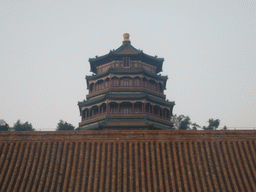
[90,85,163,94]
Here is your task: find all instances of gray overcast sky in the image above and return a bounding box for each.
[1,0,255,130]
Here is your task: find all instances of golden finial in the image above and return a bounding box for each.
[123,33,130,44]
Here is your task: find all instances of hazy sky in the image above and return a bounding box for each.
[1,0,255,130]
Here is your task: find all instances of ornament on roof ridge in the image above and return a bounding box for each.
[123,33,130,44]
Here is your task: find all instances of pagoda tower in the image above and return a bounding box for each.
[78,34,175,130]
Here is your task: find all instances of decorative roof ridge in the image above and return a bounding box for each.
[88,43,141,62]
[111,43,142,54]
[1,130,256,141]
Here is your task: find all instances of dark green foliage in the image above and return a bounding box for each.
[0,123,9,131]
[191,123,200,130]
[177,115,191,130]
[223,125,227,130]
[13,120,34,131]
[56,120,75,131]
[203,119,220,130]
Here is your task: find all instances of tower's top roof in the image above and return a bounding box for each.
[89,34,164,73]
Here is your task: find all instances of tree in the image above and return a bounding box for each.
[203,119,220,130]
[177,115,191,130]
[191,123,200,130]
[223,125,227,130]
[170,114,179,129]
[13,120,34,131]
[0,120,9,131]
[56,120,75,131]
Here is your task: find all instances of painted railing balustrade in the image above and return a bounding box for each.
[81,102,171,121]
[89,77,164,94]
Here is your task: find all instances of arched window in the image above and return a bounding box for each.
[105,78,110,88]
[120,102,132,114]
[149,80,156,90]
[158,82,163,93]
[95,80,104,91]
[90,83,94,92]
[163,108,170,119]
[100,103,106,114]
[143,78,148,88]
[109,102,118,113]
[90,106,99,117]
[154,105,162,117]
[146,103,152,113]
[134,77,141,87]
[112,77,118,87]
[134,102,142,113]
[120,78,132,87]
[82,108,89,119]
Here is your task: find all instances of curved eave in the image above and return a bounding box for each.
[86,68,168,81]
[78,95,106,108]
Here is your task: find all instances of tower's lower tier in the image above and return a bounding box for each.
[78,113,173,130]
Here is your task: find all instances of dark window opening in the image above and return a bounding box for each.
[124,58,130,68]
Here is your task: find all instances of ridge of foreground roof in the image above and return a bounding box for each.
[0,130,256,191]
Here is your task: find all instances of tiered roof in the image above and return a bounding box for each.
[0,130,256,191]
[89,34,164,73]
[79,34,174,130]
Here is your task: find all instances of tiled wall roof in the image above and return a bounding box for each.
[0,130,255,191]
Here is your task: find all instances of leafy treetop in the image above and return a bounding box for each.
[203,119,220,130]
[0,120,9,131]
[13,120,34,131]
[56,120,75,131]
